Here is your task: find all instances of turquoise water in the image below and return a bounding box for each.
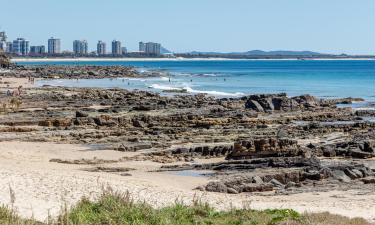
[19,60,375,100]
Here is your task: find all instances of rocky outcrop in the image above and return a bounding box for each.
[171,145,233,157]
[0,52,10,68]
[201,161,374,194]
[317,140,375,159]
[9,65,141,79]
[227,138,304,159]
[244,94,321,112]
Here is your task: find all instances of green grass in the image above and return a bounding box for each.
[57,190,300,225]
[0,189,373,225]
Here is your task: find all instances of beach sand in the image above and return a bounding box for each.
[0,141,374,222]
[0,77,35,89]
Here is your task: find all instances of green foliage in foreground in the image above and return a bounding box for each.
[57,190,300,225]
[0,190,373,225]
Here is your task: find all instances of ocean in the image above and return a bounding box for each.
[18,59,375,101]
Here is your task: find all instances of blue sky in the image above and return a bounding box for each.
[1,0,375,54]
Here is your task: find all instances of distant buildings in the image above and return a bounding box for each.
[0,32,6,42]
[0,41,6,52]
[73,40,88,55]
[5,42,12,53]
[48,37,61,54]
[12,38,30,55]
[0,42,6,52]
[111,40,121,55]
[145,42,161,55]
[97,41,106,55]
[121,47,127,55]
[0,29,167,57]
[0,32,7,52]
[139,41,161,55]
[139,42,145,52]
[30,46,46,55]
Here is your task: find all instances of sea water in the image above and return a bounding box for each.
[19,60,375,101]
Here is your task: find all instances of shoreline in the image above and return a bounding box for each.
[0,65,375,222]
[11,57,375,63]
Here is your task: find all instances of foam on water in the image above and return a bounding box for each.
[183,87,244,97]
[149,83,182,91]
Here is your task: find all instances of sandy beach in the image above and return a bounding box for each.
[1,141,374,222]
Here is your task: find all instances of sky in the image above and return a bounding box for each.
[1,0,375,54]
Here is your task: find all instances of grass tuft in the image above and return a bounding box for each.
[0,188,373,225]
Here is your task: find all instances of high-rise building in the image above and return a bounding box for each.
[97,41,106,55]
[0,32,7,42]
[73,40,88,55]
[121,47,127,55]
[111,40,121,55]
[48,37,61,54]
[0,41,6,52]
[12,38,30,55]
[30,46,46,55]
[0,32,7,51]
[139,42,146,52]
[145,42,161,55]
[5,42,13,53]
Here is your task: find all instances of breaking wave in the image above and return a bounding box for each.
[149,83,244,97]
[184,87,244,97]
[148,84,183,91]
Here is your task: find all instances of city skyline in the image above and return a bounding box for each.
[0,31,163,56]
[2,0,375,54]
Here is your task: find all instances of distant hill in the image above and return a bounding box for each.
[242,50,322,56]
[186,50,322,56]
[161,47,172,54]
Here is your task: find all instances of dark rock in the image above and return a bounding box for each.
[133,120,146,128]
[76,111,88,118]
[240,183,273,193]
[331,170,351,182]
[205,181,227,193]
[245,100,264,112]
[344,168,361,179]
[364,140,375,153]
[349,149,374,159]
[228,138,302,159]
[361,177,375,184]
[322,146,336,157]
